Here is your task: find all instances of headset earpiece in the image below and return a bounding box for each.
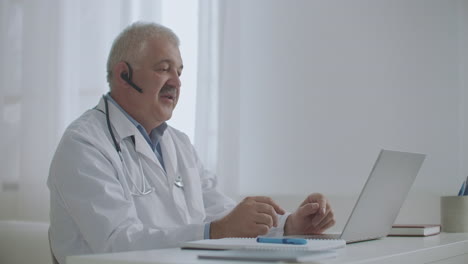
[120,72,129,81]
[120,61,143,93]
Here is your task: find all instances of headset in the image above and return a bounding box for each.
[120,61,143,93]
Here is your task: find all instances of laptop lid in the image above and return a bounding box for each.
[340,149,426,243]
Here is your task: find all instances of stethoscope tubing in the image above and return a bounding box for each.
[102,95,183,196]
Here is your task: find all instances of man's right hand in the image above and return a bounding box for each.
[210,196,286,238]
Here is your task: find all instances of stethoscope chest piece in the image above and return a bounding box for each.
[174,175,184,188]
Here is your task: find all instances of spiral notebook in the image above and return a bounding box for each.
[181,237,345,252]
[198,249,338,263]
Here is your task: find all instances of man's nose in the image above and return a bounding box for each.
[168,70,181,88]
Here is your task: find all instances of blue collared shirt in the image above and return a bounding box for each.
[105,94,211,239]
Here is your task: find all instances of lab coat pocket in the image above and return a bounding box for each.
[131,189,161,222]
[116,161,162,223]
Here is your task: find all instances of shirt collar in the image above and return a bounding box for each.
[105,93,167,148]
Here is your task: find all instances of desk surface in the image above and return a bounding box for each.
[67,233,468,264]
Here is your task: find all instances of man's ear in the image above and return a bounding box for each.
[115,61,143,93]
[114,61,129,86]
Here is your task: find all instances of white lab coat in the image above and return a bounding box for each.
[48,97,288,264]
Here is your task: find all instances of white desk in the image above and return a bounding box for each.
[67,233,468,264]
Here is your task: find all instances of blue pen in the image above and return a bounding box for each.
[256,237,307,245]
[458,180,466,196]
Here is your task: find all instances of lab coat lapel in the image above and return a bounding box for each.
[96,97,165,173]
[160,132,193,223]
[160,130,206,223]
[160,132,178,184]
[96,98,133,140]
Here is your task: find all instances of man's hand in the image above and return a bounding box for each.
[210,196,286,238]
[284,193,335,236]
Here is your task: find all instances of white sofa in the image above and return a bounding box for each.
[0,221,53,264]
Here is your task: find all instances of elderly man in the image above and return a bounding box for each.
[48,22,335,264]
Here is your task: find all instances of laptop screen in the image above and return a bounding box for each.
[340,149,426,243]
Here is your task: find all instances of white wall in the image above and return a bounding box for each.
[219,0,468,230]
[459,0,468,196]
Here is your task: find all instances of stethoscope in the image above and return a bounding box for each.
[103,95,184,196]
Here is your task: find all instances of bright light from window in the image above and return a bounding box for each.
[162,1,198,142]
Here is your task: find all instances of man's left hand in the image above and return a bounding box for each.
[284,193,335,235]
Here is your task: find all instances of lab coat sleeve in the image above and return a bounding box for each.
[49,128,205,255]
[264,212,291,237]
[196,157,290,236]
[180,132,289,236]
[195,156,290,236]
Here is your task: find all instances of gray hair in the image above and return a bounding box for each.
[106,21,180,84]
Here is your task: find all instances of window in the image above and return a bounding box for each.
[0,0,199,221]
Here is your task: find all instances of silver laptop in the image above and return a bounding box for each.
[292,149,426,244]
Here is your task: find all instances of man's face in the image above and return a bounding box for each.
[132,37,183,124]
